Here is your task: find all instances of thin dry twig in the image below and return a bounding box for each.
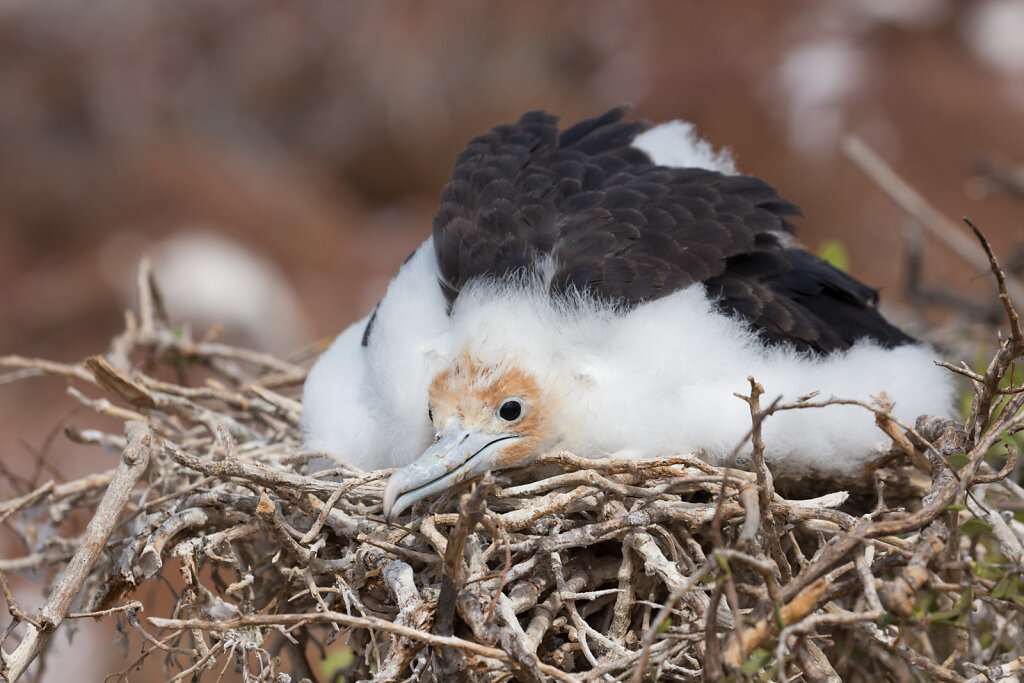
[1,246,1023,682]
[842,135,1024,310]
[2,422,153,682]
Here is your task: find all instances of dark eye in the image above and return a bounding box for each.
[428,405,434,422]
[498,399,523,423]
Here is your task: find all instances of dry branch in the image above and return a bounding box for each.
[2,421,152,681]
[842,135,1024,310]
[1,248,1023,682]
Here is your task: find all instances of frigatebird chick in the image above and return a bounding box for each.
[301,109,954,521]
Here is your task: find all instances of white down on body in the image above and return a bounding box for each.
[301,119,954,477]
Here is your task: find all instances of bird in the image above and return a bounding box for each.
[300,108,954,521]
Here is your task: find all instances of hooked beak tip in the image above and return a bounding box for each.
[382,474,403,523]
[379,426,523,522]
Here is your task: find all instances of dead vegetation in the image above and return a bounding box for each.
[0,234,1020,683]
[3,181,1024,680]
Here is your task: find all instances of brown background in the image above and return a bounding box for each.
[2,1,1023,679]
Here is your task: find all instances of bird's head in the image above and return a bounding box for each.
[382,352,551,520]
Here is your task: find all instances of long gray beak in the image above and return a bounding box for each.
[382,422,520,521]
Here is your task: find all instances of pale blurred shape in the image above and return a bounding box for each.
[776,38,868,157]
[851,0,949,28]
[103,230,311,353]
[963,0,1024,76]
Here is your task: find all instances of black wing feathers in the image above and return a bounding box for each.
[432,108,912,354]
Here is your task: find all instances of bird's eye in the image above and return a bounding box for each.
[428,405,433,423]
[497,399,523,423]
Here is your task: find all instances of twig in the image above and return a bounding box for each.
[0,356,95,386]
[162,443,340,496]
[1,422,153,682]
[3,246,1024,681]
[966,218,1024,344]
[842,135,1024,310]
[65,601,144,619]
[148,611,576,682]
[630,562,712,683]
[739,377,792,582]
[434,474,493,674]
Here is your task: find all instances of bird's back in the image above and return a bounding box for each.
[433,107,913,353]
[303,109,949,479]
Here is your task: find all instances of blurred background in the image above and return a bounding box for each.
[2,0,1024,679]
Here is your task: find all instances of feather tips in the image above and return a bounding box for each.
[432,108,897,353]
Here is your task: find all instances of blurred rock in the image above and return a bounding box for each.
[101,230,312,353]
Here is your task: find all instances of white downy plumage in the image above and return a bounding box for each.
[301,114,954,518]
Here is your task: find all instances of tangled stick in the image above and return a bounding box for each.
[1,233,1023,682]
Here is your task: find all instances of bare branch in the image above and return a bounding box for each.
[2,422,153,682]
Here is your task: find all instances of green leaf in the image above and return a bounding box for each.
[961,519,993,538]
[321,646,356,675]
[929,587,974,625]
[948,453,970,470]
[773,602,784,630]
[912,591,941,621]
[818,239,850,272]
[979,626,995,649]
[973,562,1005,581]
[993,574,1014,600]
[741,648,774,676]
[876,612,899,627]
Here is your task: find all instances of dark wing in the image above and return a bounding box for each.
[705,250,914,352]
[432,108,913,354]
[433,107,652,302]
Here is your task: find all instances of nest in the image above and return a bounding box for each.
[2,234,1024,683]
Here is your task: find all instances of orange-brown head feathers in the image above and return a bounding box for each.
[382,351,555,520]
[426,352,551,467]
